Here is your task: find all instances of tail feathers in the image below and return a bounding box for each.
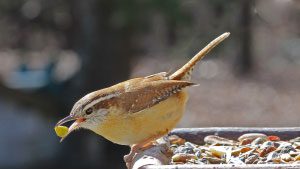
[169,32,230,81]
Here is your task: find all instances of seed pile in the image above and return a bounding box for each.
[168,133,300,165]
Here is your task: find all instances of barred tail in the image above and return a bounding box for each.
[169,32,230,81]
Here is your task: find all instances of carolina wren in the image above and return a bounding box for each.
[56,32,230,165]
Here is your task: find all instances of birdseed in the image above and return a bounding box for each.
[166,134,300,165]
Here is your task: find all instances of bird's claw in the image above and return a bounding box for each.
[124,151,137,169]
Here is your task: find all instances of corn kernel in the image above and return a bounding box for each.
[54,126,69,138]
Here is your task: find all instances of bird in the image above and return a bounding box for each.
[55,32,230,166]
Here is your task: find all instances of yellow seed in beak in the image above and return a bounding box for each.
[54,126,69,138]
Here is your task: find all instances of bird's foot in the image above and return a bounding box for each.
[124,152,135,164]
[124,133,167,168]
[124,144,140,169]
[124,141,159,168]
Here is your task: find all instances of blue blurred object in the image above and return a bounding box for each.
[3,62,55,91]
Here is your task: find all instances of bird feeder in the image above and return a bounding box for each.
[128,127,300,169]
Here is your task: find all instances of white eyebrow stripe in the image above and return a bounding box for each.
[83,92,120,111]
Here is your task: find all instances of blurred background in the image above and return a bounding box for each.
[0,0,299,168]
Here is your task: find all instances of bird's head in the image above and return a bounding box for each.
[55,90,119,141]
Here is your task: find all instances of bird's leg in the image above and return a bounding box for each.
[124,144,141,169]
[124,144,139,163]
[124,142,157,167]
[138,140,157,151]
[124,131,168,168]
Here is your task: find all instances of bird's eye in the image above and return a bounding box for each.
[85,108,93,115]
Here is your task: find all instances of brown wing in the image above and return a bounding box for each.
[116,78,195,113]
[91,73,194,113]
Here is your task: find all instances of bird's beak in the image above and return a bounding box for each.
[56,115,86,142]
[56,115,76,127]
